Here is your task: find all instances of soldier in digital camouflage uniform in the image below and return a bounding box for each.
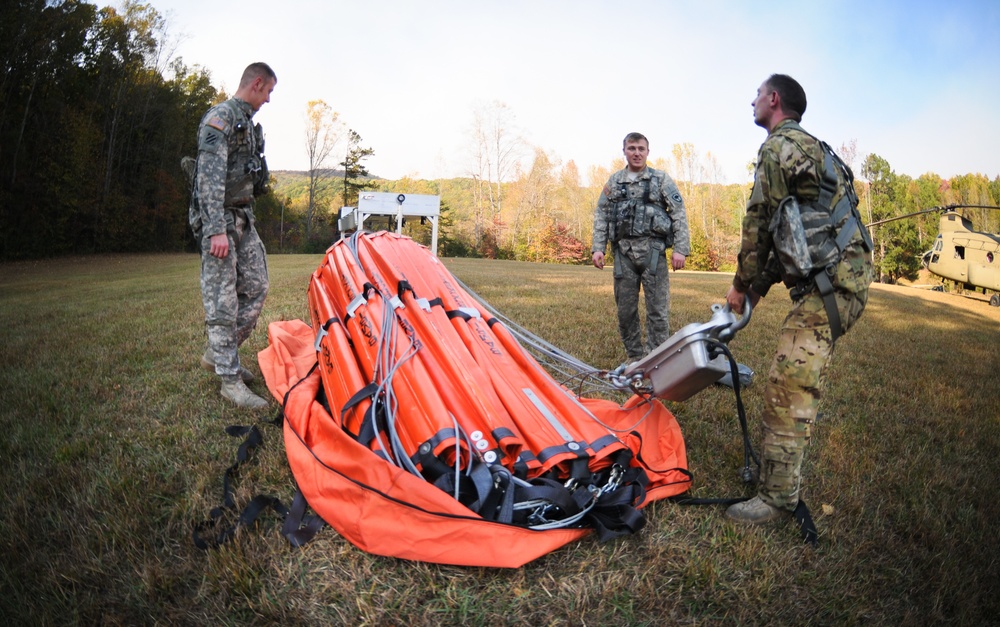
[725,75,874,524]
[188,62,276,409]
[592,133,690,362]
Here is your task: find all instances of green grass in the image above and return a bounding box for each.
[1,252,998,625]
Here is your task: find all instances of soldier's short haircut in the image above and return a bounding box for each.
[765,74,806,121]
[240,62,277,88]
[623,132,648,148]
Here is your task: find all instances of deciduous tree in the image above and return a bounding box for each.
[303,99,343,241]
[467,100,524,255]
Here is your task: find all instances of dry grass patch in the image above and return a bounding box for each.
[1,253,998,625]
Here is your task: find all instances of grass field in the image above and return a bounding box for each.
[1,251,998,625]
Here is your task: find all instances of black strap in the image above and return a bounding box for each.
[585,464,649,541]
[397,279,413,299]
[473,466,515,524]
[342,382,380,442]
[515,479,581,521]
[281,490,326,547]
[814,269,844,342]
[817,150,839,210]
[794,500,819,546]
[446,307,480,321]
[671,496,819,546]
[193,408,324,550]
[194,422,270,549]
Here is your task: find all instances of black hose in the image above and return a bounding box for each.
[704,338,761,481]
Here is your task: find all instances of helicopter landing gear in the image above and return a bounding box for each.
[990,293,1000,307]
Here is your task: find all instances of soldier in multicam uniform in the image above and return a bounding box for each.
[592,132,690,361]
[725,75,874,524]
[189,62,276,409]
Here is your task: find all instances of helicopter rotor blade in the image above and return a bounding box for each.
[866,204,1000,228]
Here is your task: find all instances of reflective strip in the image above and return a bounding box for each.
[522,388,574,443]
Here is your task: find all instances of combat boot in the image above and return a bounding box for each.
[220,376,269,409]
[201,349,254,383]
[725,496,789,524]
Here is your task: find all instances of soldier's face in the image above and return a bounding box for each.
[752,81,774,129]
[248,78,276,111]
[623,140,648,172]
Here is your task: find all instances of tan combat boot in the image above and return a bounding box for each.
[725,496,789,524]
[220,376,269,409]
[201,349,254,383]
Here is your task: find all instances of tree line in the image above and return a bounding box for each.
[0,0,217,258]
[3,0,998,285]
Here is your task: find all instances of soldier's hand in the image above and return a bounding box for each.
[592,251,605,269]
[671,252,686,271]
[725,286,746,314]
[209,233,229,259]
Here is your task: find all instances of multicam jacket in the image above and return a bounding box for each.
[734,119,872,298]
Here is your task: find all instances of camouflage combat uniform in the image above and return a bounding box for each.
[593,167,690,360]
[734,119,874,510]
[190,97,269,377]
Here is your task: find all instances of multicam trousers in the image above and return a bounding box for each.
[613,237,671,361]
[758,284,868,510]
[200,208,269,377]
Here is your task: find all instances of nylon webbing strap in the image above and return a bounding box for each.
[193,410,321,550]
[281,490,326,547]
[342,382,380,443]
[835,212,861,252]
[794,500,819,546]
[314,317,340,352]
[814,270,844,342]
[446,306,481,321]
[821,141,873,254]
[817,151,838,209]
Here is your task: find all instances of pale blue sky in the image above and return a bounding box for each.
[156,0,1000,185]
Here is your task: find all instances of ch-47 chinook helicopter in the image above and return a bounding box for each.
[868,204,1000,307]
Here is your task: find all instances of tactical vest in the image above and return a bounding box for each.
[225,116,269,207]
[607,175,674,246]
[768,137,873,340]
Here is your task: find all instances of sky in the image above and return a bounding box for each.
[153,0,1000,186]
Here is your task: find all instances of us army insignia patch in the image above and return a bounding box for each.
[670,192,683,204]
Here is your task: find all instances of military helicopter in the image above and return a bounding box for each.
[868,204,1000,306]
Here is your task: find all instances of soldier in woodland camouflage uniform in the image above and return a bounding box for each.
[188,62,276,409]
[725,75,874,524]
[592,133,690,361]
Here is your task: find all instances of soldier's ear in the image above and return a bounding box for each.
[769,90,781,109]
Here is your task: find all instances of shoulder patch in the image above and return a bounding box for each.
[198,125,226,152]
[207,116,229,133]
[670,192,683,204]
